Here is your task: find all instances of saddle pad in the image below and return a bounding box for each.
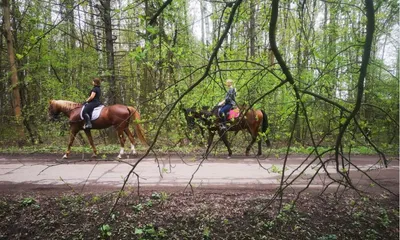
[80,105,105,121]
[227,108,240,120]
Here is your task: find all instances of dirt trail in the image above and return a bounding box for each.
[0,153,398,195]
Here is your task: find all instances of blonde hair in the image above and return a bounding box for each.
[226,79,233,84]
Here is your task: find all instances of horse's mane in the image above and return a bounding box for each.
[51,100,82,112]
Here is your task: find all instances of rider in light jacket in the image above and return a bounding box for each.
[218,79,236,130]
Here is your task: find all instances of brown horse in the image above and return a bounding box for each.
[48,100,147,159]
[183,106,271,157]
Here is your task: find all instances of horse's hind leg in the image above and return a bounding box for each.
[84,129,98,158]
[246,128,259,156]
[117,129,126,159]
[257,140,262,156]
[245,136,257,156]
[124,128,137,156]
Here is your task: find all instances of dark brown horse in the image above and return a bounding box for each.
[48,100,147,159]
[183,106,271,157]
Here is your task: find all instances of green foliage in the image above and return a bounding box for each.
[202,226,211,239]
[134,224,166,240]
[145,200,153,207]
[378,208,392,228]
[99,224,112,239]
[20,197,36,207]
[0,191,398,239]
[151,192,168,202]
[91,195,101,204]
[0,0,397,161]
[132,203,143,213]
[268,165,286,174]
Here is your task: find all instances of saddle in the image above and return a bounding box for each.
[217,106,240,121]
[80,105,105,121]
[227,108,240,120]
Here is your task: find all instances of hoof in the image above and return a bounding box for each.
[117,154,122,159]
[62,154,68,159]
[227,156,231,159]
[91,154,97,158]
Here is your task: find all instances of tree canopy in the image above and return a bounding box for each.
[0,0,398,158]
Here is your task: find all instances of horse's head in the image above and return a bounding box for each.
[199,107,214,125]
[48,100,82,121]
[182,107,201,130]
[48,100,61,121]
[182,106,214,129]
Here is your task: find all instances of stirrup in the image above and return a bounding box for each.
[219,124,227,130]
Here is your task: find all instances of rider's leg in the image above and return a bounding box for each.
[82,104,94,129]
[219,104,232,130]
[83,113,92,129]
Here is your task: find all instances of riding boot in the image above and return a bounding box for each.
[220,122,227,131]
[83,113,92,129]
[220,115,227,131]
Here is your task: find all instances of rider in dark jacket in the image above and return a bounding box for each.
[218,79,236,130]
[82,78,102,129]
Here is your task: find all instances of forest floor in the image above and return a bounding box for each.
[0,153,398,239]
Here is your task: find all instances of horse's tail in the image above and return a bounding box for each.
[261,110,271,147]
[127,106,148,146]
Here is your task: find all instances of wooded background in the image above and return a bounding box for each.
[0,0,398,155]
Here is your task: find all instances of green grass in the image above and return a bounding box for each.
[0,142,397,157]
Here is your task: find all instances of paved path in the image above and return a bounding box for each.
[0,154,398,193]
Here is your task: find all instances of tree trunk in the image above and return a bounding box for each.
[65,0,76,49]
[249,0,256,58]
[2,0,25,143]
[100,0,117,105]
[98,0,118,143]
[89,0,103,75]
[200,0,205,46]
[294,2,305,143]
[140,0,155,107]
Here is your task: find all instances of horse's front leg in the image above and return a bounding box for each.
[117,129,126,159]
[219,130,232,158]
[63,127,79,159]
[204,130,215,159]
[84,129,98,158]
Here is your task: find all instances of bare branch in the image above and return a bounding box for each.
[149,0,173,26]
[104,0,244,222]
[334,0,375,174]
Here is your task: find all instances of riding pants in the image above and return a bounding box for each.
[219,104,232,123]
[83,101,101,118]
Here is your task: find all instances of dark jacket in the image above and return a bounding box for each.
[83,86,102,116]
[90,86,101,104]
